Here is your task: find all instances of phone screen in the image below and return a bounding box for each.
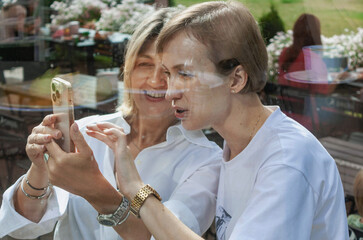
[51,77,75,153]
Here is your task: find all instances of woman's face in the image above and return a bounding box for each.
[162,32,232,130]
[130,40,174,119]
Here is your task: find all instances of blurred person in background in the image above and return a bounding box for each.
[0,1,27,40]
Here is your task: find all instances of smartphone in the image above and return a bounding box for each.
[51,77,75,153]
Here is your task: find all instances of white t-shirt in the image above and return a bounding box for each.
[216,106,348,240]
[0,112,222,239]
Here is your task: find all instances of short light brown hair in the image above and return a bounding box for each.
[156,1,268,93]
[118,7,182,118]
[354,170,363,216]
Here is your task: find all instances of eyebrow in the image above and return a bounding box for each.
[162,63,193,71]
[137,54,153,60]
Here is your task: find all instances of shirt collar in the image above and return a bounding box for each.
[116,113,215,149]
[166,122,215,148]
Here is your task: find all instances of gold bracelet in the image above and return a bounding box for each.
[130,184,162,218]
[21,179,49,200]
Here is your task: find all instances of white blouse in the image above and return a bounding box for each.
[0,112,222,240]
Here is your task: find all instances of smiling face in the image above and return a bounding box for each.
[163,32,232,130]
[130,39,174,119]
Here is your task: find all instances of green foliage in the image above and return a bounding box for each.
[43,0,57,7]
[168,0,176,7]
[281,0,301,3]
[259,4,285,44]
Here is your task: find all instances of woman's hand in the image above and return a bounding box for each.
[26,114,61,170]
[86,122,143,199]
[14,114,62,221]
[44,123,101,198]
[44,122,122,214]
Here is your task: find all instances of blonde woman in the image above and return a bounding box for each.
[0,8,221,240]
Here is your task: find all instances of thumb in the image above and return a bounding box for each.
[70,123,92,156]
[46,139,65,160]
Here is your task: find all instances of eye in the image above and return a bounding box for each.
[137,62,154,68]
[178,71,194,79]
[164,70,170,77]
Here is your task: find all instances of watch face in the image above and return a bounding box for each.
[98,218,116,226]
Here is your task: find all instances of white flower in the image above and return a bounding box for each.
[95,0,156,34]
[51,0,107,25]
[266,27,363,82]
[1,0,17,8]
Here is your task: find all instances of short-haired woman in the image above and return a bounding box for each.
[90,2,348,239]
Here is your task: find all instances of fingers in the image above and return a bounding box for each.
[45,139,64,161]
[27,133,52,145]
[86,122,125,136]
[86,122,127,151]
[95,122,124,132]
[32,125,61,139]
[31,114,61,139]
[41,114,56,126]
[86,130,115,146]
[70,123,93,156]
[26,143,46,159]
[26,121,59,165]
[103,128,127,141]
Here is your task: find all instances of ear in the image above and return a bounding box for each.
[229,65,248,93]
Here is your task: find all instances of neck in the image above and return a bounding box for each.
[130,113,177,148]
[213,93,271,160]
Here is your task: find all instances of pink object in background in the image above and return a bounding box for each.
[302,45,329,82]
[69,21,79,35]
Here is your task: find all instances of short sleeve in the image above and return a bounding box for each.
[163,159,220,235]
[229,165,316,240]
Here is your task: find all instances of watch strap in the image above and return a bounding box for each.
[97,196,130,226]
[130,184,162,218]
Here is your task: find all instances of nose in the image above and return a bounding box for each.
[146,67,167,88]
[165,77,183,102]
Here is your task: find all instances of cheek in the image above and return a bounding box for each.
[197,72,226,89]
[190,88,227,117]
[188,91,214,117]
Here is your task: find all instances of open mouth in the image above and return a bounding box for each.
[176,109,186,114]
[173,106,188,119]
[144,90,166,98]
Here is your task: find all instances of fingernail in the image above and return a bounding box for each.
[73,123,79,132]
[43,153,49,163]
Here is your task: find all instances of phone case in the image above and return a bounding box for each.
[51,77,75,153]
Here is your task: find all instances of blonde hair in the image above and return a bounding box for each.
[156,1,268,93]
[354,170,363,216]
[118,7,182,119]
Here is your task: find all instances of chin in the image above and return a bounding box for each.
[140,107,174,118]
[181,119,206,131]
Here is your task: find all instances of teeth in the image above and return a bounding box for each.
[145,90,166,98]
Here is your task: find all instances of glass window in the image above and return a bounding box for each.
[0,0,362,239]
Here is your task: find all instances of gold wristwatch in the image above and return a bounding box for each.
[130,184,162,218]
